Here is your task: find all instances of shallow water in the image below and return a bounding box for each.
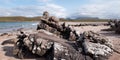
[0,22,38,33]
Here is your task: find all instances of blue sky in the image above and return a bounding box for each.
[0,0,120,19]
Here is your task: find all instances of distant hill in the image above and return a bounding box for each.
[0,16,109,22]
[60,14,110,22]
[67,14,99,20]
[0,16,41,22]
[60,18,109,22]
[66,17,99,20]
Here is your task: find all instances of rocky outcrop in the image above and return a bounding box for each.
[76,31,113,60]
[54,42,87,60]
[1,38,17,45]
[109,20,120,34]
[83,42,113,57]
[0,33,9,36]
[12,12,114,60]
[13,30,114,60]
[37,11,78,41]
[13,30,87,60]
[25,34,54,56]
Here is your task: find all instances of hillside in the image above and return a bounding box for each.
[0,16,109,22]
[0,16,41,22]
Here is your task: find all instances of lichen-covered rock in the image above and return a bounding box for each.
[54,42,69,60]
[54,42,89,60]
[24,34,54,56]
[15,29,93,60]
[83,42,113,57]
[13,30,55,58]
[37,12,79,41]
[76,31,113,60]
[82,31,113,47]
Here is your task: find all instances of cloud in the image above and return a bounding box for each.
[37,0,52,3]
[74,0,120,19]
[43,4,67,18]
[0,4,67,18]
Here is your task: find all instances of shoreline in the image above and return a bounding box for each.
[0,22,38,34]
[0,21,108,35]
[0,22,120,60]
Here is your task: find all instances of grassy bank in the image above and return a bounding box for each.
[0,16,41,22]
[0,16,109,22]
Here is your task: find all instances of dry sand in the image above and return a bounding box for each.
[0,22,120,60]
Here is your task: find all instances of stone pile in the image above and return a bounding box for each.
[76,31,113,60]
[37,11,78,41]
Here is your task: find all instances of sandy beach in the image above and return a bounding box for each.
[0,22,120,60]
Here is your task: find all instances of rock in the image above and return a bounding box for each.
[37,12,79,41]
[109,20,120,34]
[69,31,78,41]
[49,16,59,24]
[14,30,92,60]
[0,33,9,36]
[83,42,113,57]
[24,34,54,56]
[54,42,69,60]
[41,11,49,21]
[1,38,17,45]
[76,31,113,60]
[54,42,86,60]
[115,26,120,34]
[17,28,24,31]
[83,31,113,47]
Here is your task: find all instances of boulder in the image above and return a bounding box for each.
[0,33,9,36]
[54,42,87,60]
[24,33,54,56]
[1,38,17,45]
[83,42,113,57]
[13,30,84,60]
[37,12,79,41]
[109,20,120,34]
[76,31,113,60]
[82,31,113,47]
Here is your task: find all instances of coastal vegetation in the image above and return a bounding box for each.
[0,16,109,22]
[0,16,41,22]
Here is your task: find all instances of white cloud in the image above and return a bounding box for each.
[43,4,67,18]
[0,4,67,18]
[75,0,120,19]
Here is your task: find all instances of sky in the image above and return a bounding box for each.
[0,0,120,19]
